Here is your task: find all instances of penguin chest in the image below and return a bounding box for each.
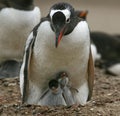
[31,39,90,89]
[30,21,90,89]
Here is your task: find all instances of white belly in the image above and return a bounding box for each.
[31,46,89,89]
[30,21,90,90]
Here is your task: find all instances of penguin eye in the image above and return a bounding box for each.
[66,18,70,23]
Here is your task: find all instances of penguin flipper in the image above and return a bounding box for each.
[20,18,49,103]
[39,88,49,100]
[87,48,94,101]
[20,29,38,103]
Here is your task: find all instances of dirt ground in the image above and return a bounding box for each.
[0,68,120,116]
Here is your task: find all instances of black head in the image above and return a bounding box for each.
[49,2,81,47]
[0,0,34,10]
[49,79,59,90]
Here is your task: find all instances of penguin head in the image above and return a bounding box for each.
[49,2,79,47]
[49,79,59,94]
[59,72,68,78]
[56,71,69,88]
[0,0,34,10]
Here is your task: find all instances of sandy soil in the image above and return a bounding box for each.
[0,68,120,116]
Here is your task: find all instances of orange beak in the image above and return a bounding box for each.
[55,27,65,48]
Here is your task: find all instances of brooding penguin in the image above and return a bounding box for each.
[20,2,94,106]
[0,0,40,77]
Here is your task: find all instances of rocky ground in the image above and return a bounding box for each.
[0,68,120,116]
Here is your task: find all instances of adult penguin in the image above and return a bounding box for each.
[20,2,94,106]
[0,0,41,77]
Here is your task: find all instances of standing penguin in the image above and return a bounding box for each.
[20,2,94,106]
[0,0,40,77]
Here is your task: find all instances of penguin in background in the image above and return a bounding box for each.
[20,2,94,106]
[75,10,88,20]
[115,35,120,39]
[90,32,120,76]
[0,0,41,78]
[77,10,120,76]
[0,60,21,78]
[75,10,101,63]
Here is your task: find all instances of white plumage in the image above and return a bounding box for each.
[0,7,40,63]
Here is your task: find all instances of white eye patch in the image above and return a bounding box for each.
[50,9,71,21]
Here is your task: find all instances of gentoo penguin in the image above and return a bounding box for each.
[0,0,40,77]
[75,10,88,20]
[75,11,101,62]
[20,2,94,106]
[91,32,120,76]
[39,79,66,106]
[76,11,120,76]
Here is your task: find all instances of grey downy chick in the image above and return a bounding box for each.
[57,72,76,106]
[39,79,66,106]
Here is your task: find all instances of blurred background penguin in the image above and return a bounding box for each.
[0,0,41,78]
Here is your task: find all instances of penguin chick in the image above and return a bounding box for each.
[57,71,69,88]
[39,79,66,106]
[57,71,78,106]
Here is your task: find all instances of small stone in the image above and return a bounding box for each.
[8,83,16,86]
[107,93,112,96]
[90,108,94,111]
